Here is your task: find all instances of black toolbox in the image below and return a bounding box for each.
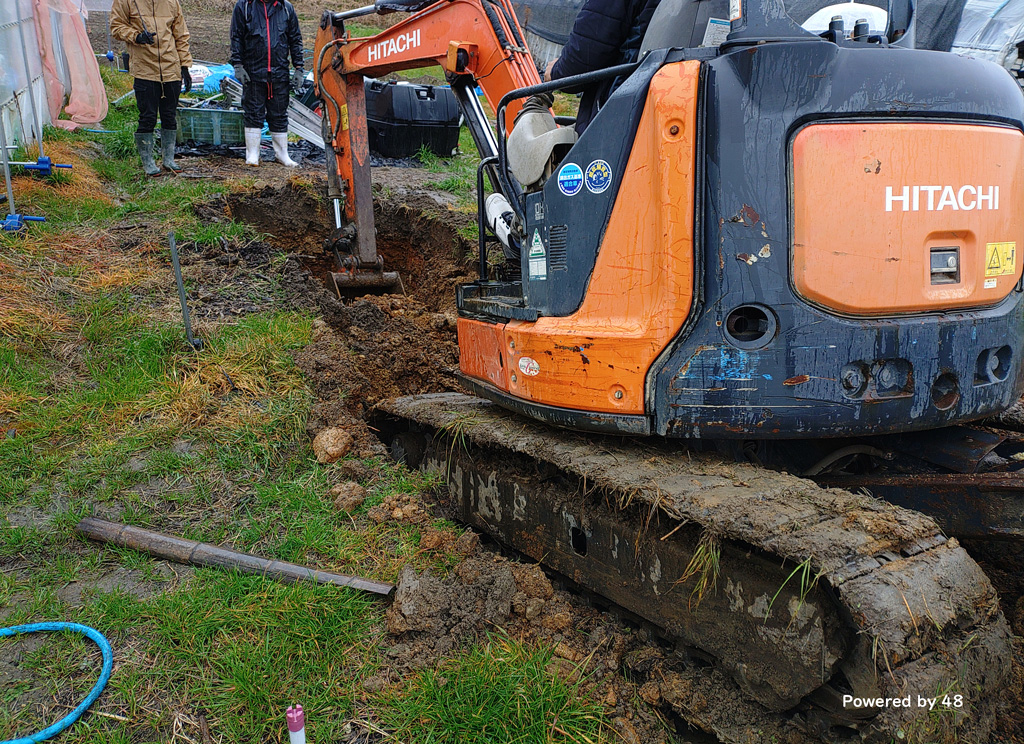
[363,79,461,158]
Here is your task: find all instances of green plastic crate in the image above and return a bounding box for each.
[176,107,245,145]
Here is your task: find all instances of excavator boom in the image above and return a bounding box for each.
[313,0,539,292]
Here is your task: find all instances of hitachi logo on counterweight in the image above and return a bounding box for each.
[366,30,421,62]
[885,185,1000,212]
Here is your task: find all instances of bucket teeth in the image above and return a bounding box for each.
[330,270,401,297]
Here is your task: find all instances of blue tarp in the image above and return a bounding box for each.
[203,64,237,94]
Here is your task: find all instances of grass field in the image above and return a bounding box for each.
[0,68,613,744]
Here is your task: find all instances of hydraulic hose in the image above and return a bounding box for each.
[0,623,113,744]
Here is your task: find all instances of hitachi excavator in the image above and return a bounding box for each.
[315,0,1024,740]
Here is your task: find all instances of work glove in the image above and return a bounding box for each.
[291,67,305,92]
[233,64,250,87]
[135,30,155,45]
[181,67,192,94]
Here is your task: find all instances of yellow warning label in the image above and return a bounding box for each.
[985,242,1016,277]
[340,104,350,132]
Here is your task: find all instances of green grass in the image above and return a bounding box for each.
[417,127,484,242]
[0,71,619,744]
[378,637,611,743]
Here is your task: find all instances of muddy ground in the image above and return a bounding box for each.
[172,160,1024,743]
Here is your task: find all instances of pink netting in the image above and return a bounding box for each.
[35,0,108,128]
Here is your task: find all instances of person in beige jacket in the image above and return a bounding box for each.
[110,0,193,176]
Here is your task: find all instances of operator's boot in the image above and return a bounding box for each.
[134,132,161,177]
[272,132,298,167]
[161,130,182,173]
[244,128,261,167]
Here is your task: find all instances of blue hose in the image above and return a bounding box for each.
[0,623,113,744]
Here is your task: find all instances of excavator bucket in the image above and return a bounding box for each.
[316,18,402,297]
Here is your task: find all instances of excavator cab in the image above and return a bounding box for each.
[456,0,1024,440]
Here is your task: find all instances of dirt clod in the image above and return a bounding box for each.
[386,558,515,638]
[640,681,662,706]
[336,459,374,483]
[418,528,456,552]
[541,611,573,631]
[612,717,641,744]
[312,428,354,464]
[368,493,429,525]
[331,481,367,512]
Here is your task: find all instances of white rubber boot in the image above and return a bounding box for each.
[244,128,261,166]
[272,132,298,167]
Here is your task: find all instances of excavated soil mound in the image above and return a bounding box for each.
[291,296,460,452]
[216,178,474,454]
[364,499,696,744]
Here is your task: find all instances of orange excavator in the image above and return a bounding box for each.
[315,0,1023,740]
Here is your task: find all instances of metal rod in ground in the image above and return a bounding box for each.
[0,116,16,213]
[76,517,395,596]
[169,232,204,351]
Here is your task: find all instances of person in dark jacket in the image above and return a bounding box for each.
[230,0,304,166]
[545,0,661,133]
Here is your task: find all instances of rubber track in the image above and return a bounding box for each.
[380,393,1012,743]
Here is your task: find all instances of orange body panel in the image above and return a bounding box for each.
[792,123,1024,315]
[459,61,701,414]
[459,319,510,390]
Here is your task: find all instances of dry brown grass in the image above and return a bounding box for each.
[143,322,309,432]
[0,150,166,344]
[0,229,164,345]
[11,140,110,207]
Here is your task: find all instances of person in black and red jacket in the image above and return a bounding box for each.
[230,0,304,166]
[543,0,661,134]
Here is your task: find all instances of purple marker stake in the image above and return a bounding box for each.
[286,704,306,744]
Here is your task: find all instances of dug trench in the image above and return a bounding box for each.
[210,176,1024,743]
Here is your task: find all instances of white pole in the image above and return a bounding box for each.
[15,0,45,159]
[0,115,18,216]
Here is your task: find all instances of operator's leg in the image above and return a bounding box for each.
[133,79,161,176]
[159,80,182,172]
[242,81,268,166]
[267,79,297,167]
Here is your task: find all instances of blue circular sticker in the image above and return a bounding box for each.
[585,159,612,194]
[557,163,584,196]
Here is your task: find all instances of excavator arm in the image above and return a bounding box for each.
[313,0,541,290]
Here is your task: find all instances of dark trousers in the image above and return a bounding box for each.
[134,79,181,133]
[242,78,290,132]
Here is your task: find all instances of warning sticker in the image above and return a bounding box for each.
[985,242,1016,277]
[528,229,547,280]
[701,18,731,47]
